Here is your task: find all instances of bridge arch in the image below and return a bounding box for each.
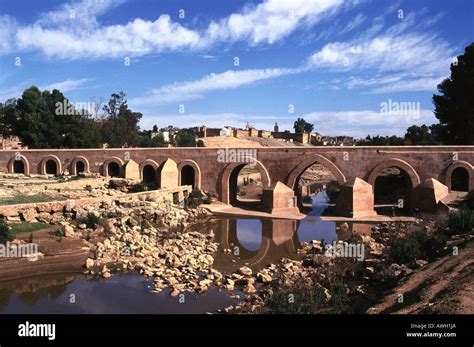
[70,156,90,175]
[178,159,201,190]
[139,159,159,183]
[102,157,124,177]
[219,159,271,204]
[445,161,474,192]
[40,155,62,176]
[286,154,346,190]
[7,155,30,175]
[367,158,421,188]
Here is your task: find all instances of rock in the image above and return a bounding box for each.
[365,267,375,274]
[256,272,272,283]
[243,284,257,294]
[60,223,75,237]
[415,259,429,267]
[102,271,111,279]
[85,258,95,269]
[238,266,253,276]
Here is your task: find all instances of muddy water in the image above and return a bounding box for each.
[0,191,372,314]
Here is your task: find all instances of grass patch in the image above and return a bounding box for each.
[8,222,51,236]
[447,208,474,235]
[0,193,67,206]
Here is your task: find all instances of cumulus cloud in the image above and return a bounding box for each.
[2,0,349,59]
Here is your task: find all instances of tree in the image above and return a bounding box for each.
[404,124,438,145]
[433,43,474,144]
[102,92,142,147]
[293,118,314,133]
[12,86,103,148]
[0,99,17,140]
[174,131,196,147]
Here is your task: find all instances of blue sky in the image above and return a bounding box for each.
[0,0,473,137]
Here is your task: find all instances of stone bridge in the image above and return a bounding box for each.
[1,146,473,215]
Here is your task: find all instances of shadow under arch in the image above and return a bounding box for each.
[40,155,62,176]
[177,159,201,189]
[366,158,421,188]
[445,161,474,192]
[7,154,30,175]
[286,154,346,190]
[70,156,90,175]
[219,159,271,204]
[139,159,159,182]
[101,157,124,177]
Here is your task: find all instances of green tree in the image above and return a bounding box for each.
[102,92,142,147]
[433,43,474,144]
[12,86,103,148]
[404,124,438,145]
[293,118,314,133]
[174,131,196,147]
[0,99,17,140]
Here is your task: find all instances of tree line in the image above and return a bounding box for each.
[0,89,197,148]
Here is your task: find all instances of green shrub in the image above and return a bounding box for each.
[464,191,474,210]
[390,234,421,267]
[447,208,474,235]
[267,283,349,314]
[81,212,100,229]
[390,230,448,267]
[185,190,211,208]
[0,219,13,245]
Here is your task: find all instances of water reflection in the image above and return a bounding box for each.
[210,191,341,273]
[0,272,235,314]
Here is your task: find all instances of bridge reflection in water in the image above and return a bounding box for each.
[209,192,374,273]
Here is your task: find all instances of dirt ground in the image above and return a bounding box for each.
[0,227,94,282]
[368,239,474,314]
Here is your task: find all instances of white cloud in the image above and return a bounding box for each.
[3,0,348,59]
[301,109,437,137]
[130,67,300,106]
[41,78,91,92]
[0,78,91,101]
[307,9,455,93]
[203,0,345,45]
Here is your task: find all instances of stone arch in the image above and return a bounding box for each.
[40,155,62,175]
[178,159,201,189]
[367,158,421,189]
[219,159,271,204]
[286,154,346,190]
[102,157,124,177]
[70,156,90,175]
[445,161,474,192]
[7,154,30,175]
[139,159,159,182]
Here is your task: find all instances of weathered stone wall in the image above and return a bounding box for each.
[1,146,473,202]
